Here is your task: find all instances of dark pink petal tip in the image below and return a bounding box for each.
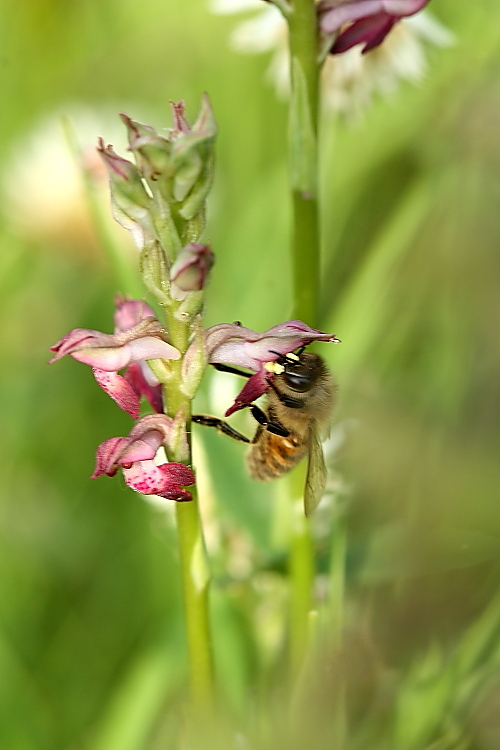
[225,370,271,417]
[91,437,129,479]
[331,14,396,54]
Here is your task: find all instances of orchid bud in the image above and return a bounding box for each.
[121,114,176,199]
[97,139,156,249]
[169,96,217,223]
[170,243,214,299]
[120,115,169,175]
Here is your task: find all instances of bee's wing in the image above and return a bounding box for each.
[304,425,327,517]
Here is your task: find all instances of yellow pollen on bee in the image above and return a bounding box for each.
[286,352,300,361]
[264,360,285,374]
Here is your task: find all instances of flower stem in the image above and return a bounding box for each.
[285,0,320,673]
[175,490,214,709]
[162,311,214,711]
[287,0,320,324]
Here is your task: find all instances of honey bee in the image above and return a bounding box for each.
[192,349,335,515]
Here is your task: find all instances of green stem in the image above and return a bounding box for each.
[162,309,214,710]
[291,192,320,323]
[288,0,320,323]
[175,490,214,709]
[285,0,320,673]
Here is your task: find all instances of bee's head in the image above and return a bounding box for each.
[265,349,324,393]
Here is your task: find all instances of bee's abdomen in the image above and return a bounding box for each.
[247,432,308,481]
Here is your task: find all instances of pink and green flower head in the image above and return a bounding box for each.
[92,414,195,502]
[319,0,430,54]
[205,320,340,416]
[49,297,178,418]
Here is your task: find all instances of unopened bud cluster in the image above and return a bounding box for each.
[98,96,217,320]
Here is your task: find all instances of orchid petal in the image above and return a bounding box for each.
[331,13,395,54]
[319,0,427,32]
[51,332,179,371]
[383,0,428,14]
[92,437,129,478]
[49,328,110,363]
[361,16,396,52]
[318,0,429,34]
[319,0,387,32]
[118,434,163,463]
[124,362,163,413]
[91,424,167,479]
[49,302,180,374]
[122,460,194,501]
[127,413,176,444]
[93,368,141,418]
[225,370,271,416]
[125,336,180,363]
[114,298,157,332]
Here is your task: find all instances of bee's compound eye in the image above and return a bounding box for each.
[283,371,310,392]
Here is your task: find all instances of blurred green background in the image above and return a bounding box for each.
[1,1,500,748]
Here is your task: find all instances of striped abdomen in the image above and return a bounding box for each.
[246,428,309,481]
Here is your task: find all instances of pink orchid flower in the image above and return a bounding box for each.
[205,320,340,416]
[49,297,178,418]
[318,0,430,54]
[91,414,195,502]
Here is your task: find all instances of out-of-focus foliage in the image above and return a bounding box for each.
[1,1,499,748]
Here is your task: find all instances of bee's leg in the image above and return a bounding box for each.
[248,405,290,438]
[192,414,251,443]
[212,363,252,378]
[268,382,303,409]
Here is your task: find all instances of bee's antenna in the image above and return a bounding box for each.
[268,349,301,364]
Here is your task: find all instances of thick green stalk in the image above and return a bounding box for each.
[286,0,320,672]
[162,309,214,710]
[174,489,213,709]
[288,0,320,324]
